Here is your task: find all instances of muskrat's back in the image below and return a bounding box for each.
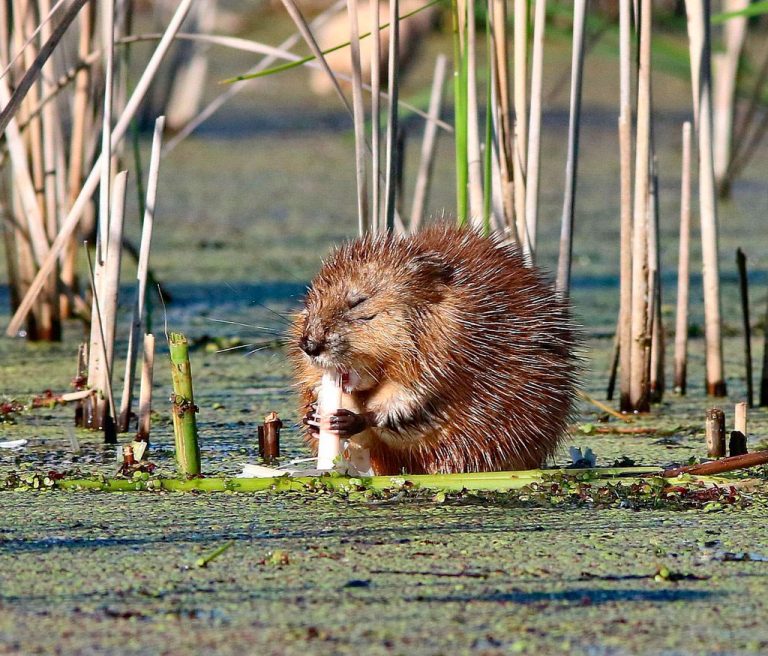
[290,224,580,474]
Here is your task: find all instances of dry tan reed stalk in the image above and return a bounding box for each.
[0,78,49,266]
[487,100,506,234]
[6,0,195,338]
[97,0,116,263]
[19,8,46,256]
[629,0,652,412]
[512,0,527,250]
[83,243,116,441]
[394,125,406,220]
[346,0,369,235]
[0,0,65,80]
[410,54,447,232]
[524,0,545,261]
[648,162,664,403]
[39,0,62,339]
[2,35,57,340]
[555,0,587,296]
[465,0,483,227]
[0,0,8,66]
[488,0,513,234]
[674,121,692,395]
[383,0,399,231]
[0,0,89,135]
[62,1,94,318]
[91,171,127,432]
[137,333,155,443]
[86,238,106,427]
[686,0,726,397]
[369,0,381,233]
[617,0,633,410]
[101,170,127,385]
[119,117,165,432]
[712,0,748,193]
[734,399,747,434]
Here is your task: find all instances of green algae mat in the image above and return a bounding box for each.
[2,492,768,655]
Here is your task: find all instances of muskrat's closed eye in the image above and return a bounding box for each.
[347,294,369,309]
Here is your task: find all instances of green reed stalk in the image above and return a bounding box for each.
[452,0,468,226]
[169,331,201,476]
[482,18,493,236]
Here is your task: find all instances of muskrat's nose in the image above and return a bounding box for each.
[299,336,324,357]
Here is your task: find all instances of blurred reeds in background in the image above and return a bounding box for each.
[2,0,768,448]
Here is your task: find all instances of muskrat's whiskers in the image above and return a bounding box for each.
[220,282,297,325]
[245,345,274,356]
[204,317,284,335]
[250,301,295,325]
[215,343,258,354]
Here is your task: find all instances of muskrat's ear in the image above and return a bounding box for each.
[409,252,454,284]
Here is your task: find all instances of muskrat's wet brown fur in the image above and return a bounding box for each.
[289,224,580,474]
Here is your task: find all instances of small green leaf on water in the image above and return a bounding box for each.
[265,549,290,566]
[434,491,447,503]
[579,423,595,435]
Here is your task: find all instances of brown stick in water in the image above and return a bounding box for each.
[664,450,768,478]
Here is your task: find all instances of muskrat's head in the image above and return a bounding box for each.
[293,232,453,388]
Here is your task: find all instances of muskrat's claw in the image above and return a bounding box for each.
[328,409,370,437]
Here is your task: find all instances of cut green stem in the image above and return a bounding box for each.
[169,331,201,477]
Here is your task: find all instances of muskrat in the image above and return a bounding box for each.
[290,224,580,474]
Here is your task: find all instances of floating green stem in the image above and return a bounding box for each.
[169,332,201,477]
[195,541,234,568]
[44,467,704,495]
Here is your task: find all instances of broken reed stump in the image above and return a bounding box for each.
[169,331,200,477]
[73,342,88,427]
[729,431,748,457]
[606,333,619,401]
[122,444,136,468]
[705,407,726,458]
[136,333,155,445]
[736,248,753,407]
[261,411,282,462]
[730,401,748,456]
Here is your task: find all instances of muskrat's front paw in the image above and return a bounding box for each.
[302,406,320,436]
[329,409,370,437]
